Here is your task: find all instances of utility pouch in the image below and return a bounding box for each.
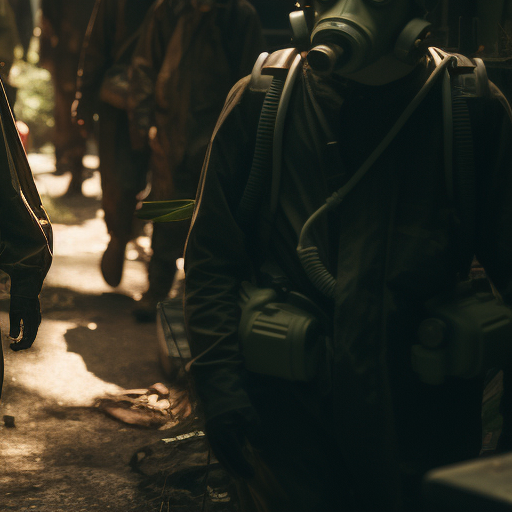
[238,282,327,382]
[412,281,512,386]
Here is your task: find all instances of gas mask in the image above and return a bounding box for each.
[291,0,437,81]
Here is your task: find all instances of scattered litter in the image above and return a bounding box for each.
[132,423,238,512]
[95,383,191,428]
[208,486,231,503]
[162,430,205,444]
[3,415,15,428]
[149,382,170,396]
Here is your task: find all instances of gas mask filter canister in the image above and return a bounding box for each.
[307,0,428,75]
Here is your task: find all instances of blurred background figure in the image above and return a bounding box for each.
[73,0,155,288]
[8,0,33,59]
[0,0,21,106]
[39,0,95,195]
[128,0,264,322]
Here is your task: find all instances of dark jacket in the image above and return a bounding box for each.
[0,83,52,298]
[75,0,155,124]
[184,53,512,510]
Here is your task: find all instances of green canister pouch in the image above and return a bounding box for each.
[412,281,512,386]
[238,282,328,382]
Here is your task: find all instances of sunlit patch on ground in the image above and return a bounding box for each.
[52,220,109,256]
[0,442,45,472]
[2,316,121,407]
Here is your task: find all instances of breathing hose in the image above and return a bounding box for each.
[297,55,456,298]
[452,95,476,272]
[271,54,303,220]
[236,76,286,227]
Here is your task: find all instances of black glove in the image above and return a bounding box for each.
[205,406,260,479]
[8,296,41,351]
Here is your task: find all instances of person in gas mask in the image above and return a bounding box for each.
[183,0,512,510]
[128,0,264,321]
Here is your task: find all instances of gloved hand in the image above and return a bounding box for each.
[205,406,261,479]
[8,296,41,351]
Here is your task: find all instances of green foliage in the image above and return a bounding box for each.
[137,200,196,223]
[11,59,54,149]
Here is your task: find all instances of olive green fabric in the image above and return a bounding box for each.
[184,54,512,510]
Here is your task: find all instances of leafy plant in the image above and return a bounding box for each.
[137,200,195,223]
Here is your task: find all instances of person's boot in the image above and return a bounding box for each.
[101,235,127,287]
[64,173,84,196]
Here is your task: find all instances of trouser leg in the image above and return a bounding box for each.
[230,377,354,512]
[53,80,86,184]
[99,105,149,241]
[148,219,191,298]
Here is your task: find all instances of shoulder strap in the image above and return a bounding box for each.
[236,48,301,232]
[233,48,302,285]
[430,47,490,278]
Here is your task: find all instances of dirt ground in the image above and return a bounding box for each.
[0,154,193,512]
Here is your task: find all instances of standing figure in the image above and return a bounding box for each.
[129,0,264,321]
[0,80,52,398]
[8,0,33,58]
[39,0,95,195]
[73,0,155,288]
[183,1,512,510]
[0,0,21,106]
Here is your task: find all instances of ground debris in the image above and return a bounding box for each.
[132,421,239,512]
[3,415,15,428]
[95,384,191,429]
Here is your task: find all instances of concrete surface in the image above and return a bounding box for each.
[0,154,180,512]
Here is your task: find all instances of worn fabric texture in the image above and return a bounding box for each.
[129,0,263,290]
[184,54,512,511]
[77,0,154,240]
[0,84,53,398]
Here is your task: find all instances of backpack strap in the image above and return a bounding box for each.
[234,48,302,286]
[430,47,491,278]
[238,48,301,234]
